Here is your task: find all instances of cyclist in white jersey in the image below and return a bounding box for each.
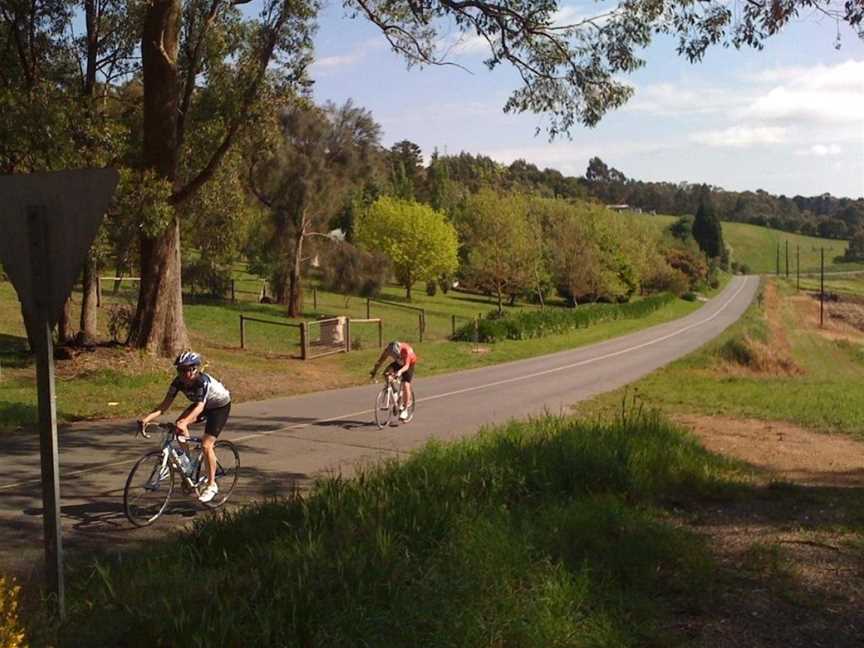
[138,351,231,503]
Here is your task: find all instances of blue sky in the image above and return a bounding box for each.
[309,1,864,199]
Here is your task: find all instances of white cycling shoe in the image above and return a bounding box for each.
[198,483,219,503]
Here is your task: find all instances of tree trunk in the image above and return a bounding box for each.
[134,0,187,356]
[287,229,305,317]
[496,284,503,314]
[57,296,75,344]
[78,253,99,345]
[132,218,188,353]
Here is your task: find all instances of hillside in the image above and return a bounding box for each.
[632,213,859,274]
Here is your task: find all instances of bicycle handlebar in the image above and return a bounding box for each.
[137,421,176,440]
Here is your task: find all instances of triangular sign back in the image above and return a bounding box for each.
[0,168,119,329]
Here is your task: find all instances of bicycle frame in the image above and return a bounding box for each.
[383,373,403,410]
[141,422,208,491]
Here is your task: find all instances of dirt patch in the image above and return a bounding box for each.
[671,413,864,647]
[675,414,864,488]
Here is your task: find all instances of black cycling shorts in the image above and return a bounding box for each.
[387,361,415,383]
[196,403,231,437]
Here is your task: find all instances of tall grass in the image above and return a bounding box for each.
[46,411,744,647]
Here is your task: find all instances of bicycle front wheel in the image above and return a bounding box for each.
[374,388,393,429]
[403,390,416,423]
[124,450,174,527]
[201,440,240,509]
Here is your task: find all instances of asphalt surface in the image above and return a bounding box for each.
[0,275,759,582]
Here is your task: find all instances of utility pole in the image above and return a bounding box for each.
[796,245,800,291]
[785,240,789,278]
[820,248,825,327]
[776,242,780,276]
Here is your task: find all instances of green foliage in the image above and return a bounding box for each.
[454,294,676,342]
[692,195,726,262]
[114,168,175,239]
[355,197,459,299]
[319,242,389,298]
[460,189,540,311]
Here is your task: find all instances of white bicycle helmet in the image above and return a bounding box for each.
[174,350,202,368]
[386,341,401,357]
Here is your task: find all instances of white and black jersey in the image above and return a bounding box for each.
[167,372,231,410]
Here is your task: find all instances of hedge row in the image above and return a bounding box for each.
[453,293,677,342]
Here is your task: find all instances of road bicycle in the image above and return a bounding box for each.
[374,371,416,428]
[123,421,240,527]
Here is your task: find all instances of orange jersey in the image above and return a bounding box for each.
[400,344,418,367]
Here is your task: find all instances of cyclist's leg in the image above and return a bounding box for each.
[201,404,231,486]
[401,365,415,408]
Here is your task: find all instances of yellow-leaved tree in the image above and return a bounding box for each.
[355,197,459,301]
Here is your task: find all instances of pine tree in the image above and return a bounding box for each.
[692,196,725,259]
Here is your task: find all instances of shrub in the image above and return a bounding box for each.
[642,264,689,296]
[182,259,232,298]
[107,304,134,344]
[454,294,676,342]
[0,577,26,648]
[681,292,698,302]
[320,242,388,299]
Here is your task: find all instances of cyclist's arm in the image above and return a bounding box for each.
[175,401,205,435]
[370,349,389,376]
[138,392,176,426]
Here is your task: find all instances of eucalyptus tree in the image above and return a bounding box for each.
[248,99,382,316]
[132,0,317,352]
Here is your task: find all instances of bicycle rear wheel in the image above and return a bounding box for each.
[201,440,240,509]
[124,450,174,527]
[374,388,393,429]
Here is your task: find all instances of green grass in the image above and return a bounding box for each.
[33,410,744,647]
[575,278,864,438]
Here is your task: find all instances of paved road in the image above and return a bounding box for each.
[0,275,759,582]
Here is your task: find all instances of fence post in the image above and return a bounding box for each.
[96,277,102,308]
[300,322,308,360]
[452,314,456,338]
[366,297,371,319]
[240,315,245,349]
[231,280,236,304]
[378,319,383,348]
[344,317,351,353]
[418,312,423,343]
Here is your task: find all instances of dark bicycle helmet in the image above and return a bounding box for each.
[174,350,202,368]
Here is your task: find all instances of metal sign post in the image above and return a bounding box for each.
[27,206,65,613]
[0,169,118,618]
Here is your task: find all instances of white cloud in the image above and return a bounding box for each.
[625,82,753,116]
[741,59,864,127]
[690,126,787,147]
[310,39,383,74]
[795,144,843,157]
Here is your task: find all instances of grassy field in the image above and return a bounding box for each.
[0,274,718,426]
[634,214,858,274]
[574,276,864,438]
